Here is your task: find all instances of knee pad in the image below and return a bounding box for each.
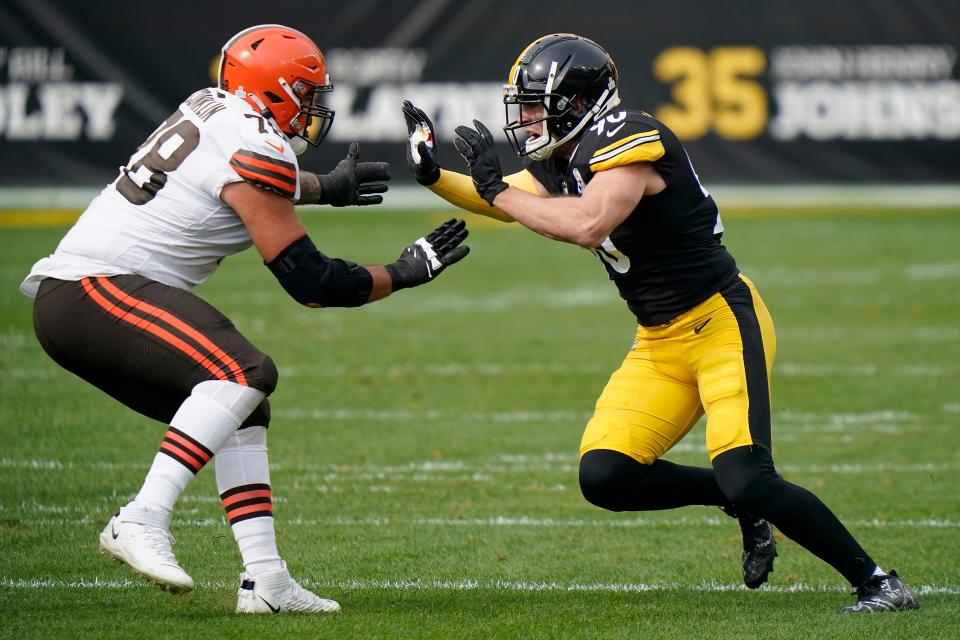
[579,449,652,512]
[713,446,780,509]
[192,380,267,424]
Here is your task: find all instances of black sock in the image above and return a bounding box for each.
[579,449,730,511]
[712,446,876,586]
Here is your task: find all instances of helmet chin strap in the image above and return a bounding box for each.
[525,119,555,161]
[527,135,556,161]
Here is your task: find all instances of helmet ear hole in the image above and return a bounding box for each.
[263,91,285,104]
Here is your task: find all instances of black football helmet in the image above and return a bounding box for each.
[503,33,620,160]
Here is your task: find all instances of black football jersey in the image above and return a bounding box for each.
[525,108,740,326]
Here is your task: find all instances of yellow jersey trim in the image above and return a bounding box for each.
[591,130,660,158]
[590,139,666,172]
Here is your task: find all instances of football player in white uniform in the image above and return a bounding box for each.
[21,24,469,614]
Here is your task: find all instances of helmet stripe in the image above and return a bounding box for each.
[507,35,546,84]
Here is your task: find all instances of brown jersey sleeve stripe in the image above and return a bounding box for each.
[91,277,248,385]
[229,162,297,199]
[230,151,297,182]
[232,149,296,175]
[229,156,298,186]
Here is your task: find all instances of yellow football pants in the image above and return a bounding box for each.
[580,274,776,464]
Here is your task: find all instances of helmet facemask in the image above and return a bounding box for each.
[276,76,335,153]
[503,75,618,161]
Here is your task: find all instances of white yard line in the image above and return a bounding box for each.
[6,515,959,529]
[3,454,955,476]
[777,363,958,377]
[8,359,954,383]
[271,408,591,422]
[1,576,957,595]
[778,326,960,341]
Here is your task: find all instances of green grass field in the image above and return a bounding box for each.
[1,207,958,639]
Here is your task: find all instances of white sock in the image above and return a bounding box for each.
[132,380,265,514]
[215,425,283,576]
[872,564,886,577]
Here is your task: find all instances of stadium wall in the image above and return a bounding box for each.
[0,0,958,190]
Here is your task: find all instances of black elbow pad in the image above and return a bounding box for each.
[266,236,373,307]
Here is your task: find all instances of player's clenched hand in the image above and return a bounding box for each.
[385,218,470,290]
[454,120,508,206]
[401,100,441,186]
[301,142,391,206]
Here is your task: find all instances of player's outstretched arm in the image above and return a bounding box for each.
[455,120,652,247]
[223,181,468,307]
[401,100,539,222]
[297,142,391,207]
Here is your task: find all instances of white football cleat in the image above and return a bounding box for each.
[98,504,194,593]
[236,564,340,614]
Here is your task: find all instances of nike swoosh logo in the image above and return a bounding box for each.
[111,522,120,539]
[694,317,711,334]
[606,123,626,137]
[259,595,281,613]
[265,139,285,153]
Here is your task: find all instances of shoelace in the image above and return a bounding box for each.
[284,580,337,612]
[744,518,772,548]
[135,525,179,564]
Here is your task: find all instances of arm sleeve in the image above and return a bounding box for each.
[427,169,539,222]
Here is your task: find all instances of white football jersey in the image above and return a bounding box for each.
[20,88,300,297]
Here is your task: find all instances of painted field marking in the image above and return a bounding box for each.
[2,576,958,596]
[6,515,958,530]
[3,454,955,477]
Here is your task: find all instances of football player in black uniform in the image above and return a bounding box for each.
[402,33,918,613]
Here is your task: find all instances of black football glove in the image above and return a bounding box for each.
[385,218,470,290]
[310,142,391,206]
[401,100,441,186]
[453,120,508,205]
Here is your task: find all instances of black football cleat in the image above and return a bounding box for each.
[738,512,777,589]
[840,570,920,613]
